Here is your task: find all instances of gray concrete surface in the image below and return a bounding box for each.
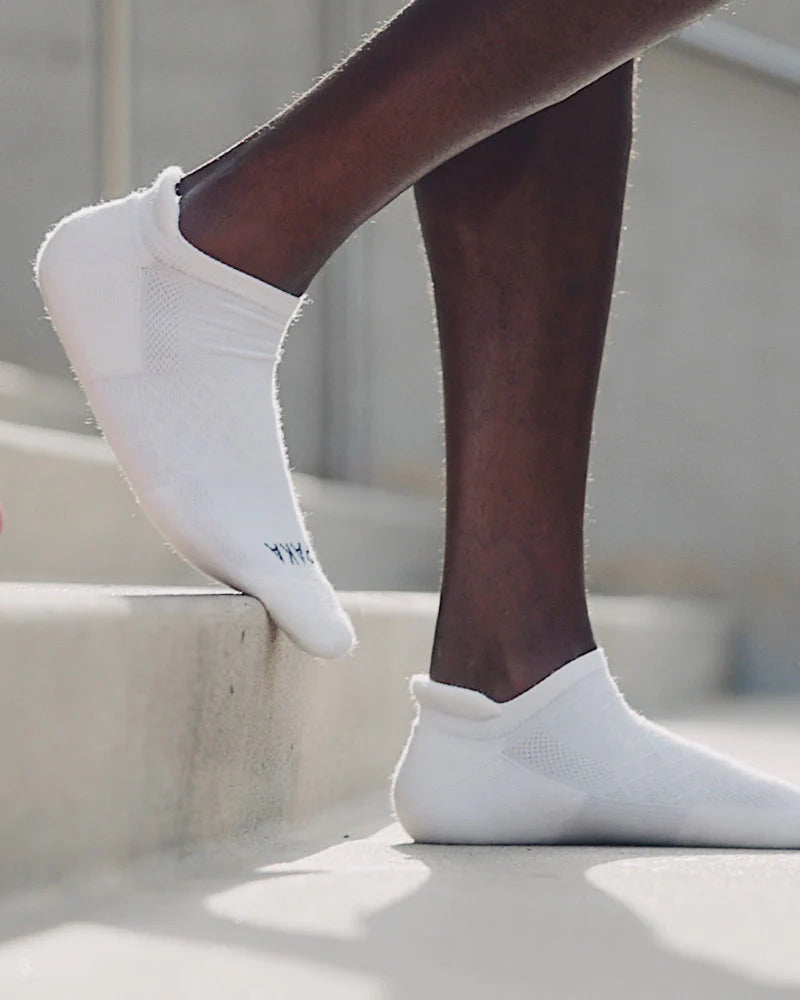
[587,594,734,714]
[0,419,204,587]
[0,586,435,894]
[2,701,800,1000]
[719,1,800,48]
[0,363,88,436]
[588,40,800,695]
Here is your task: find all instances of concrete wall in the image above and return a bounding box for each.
[591,39,800,691]
[0,1,96,378]
[3,3,800,688]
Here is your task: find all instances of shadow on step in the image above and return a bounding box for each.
[5,832,796,998]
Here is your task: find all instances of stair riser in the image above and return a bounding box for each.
[0,589,435,894]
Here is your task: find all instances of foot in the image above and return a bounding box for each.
[392,648,800,846]
[35,167,355,659]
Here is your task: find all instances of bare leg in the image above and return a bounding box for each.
[417,65,633,702]
[174,0,710,690]
[178,0,720,296]
[388,64,800,842]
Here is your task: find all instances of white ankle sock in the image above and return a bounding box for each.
[35,167,355,659]
[392,649,800,846]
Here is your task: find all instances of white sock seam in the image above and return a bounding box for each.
[140,166,301,317]
[410,648,608,741]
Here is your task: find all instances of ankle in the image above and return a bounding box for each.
[430,627,596,703]
[177,171,318,296]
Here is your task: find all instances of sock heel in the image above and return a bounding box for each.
[393,711,586,845]
[36,200,147,384]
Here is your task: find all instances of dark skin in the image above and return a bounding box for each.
[178,0,723,700]
[419,64,634,701]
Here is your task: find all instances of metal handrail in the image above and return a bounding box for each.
[675,18,800,93]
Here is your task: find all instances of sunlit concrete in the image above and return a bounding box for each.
[2,702,800,1000]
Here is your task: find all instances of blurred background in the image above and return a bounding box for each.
[1,0,800,693]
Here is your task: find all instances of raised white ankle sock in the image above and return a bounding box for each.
[35,167,355,659]
[393,649,800,846]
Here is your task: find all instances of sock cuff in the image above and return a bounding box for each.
[410,648,609,737]
[139,166,302,322]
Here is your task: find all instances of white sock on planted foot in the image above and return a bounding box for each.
[392,648,800,846]
[35,167,355,659]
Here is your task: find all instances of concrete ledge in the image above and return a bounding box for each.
[0,586,435,894]
[589,594,734,715]
[0,420,203,587]
[0,363,90,436]
[0,419,442,589]
[297,476,441,591]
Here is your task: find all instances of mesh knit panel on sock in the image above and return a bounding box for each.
[142,263,181,374]
[505,729,612,788]
[504,668,797,810]
[393,652,800,845]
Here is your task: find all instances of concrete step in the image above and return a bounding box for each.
[0,419,442,590]
[3,699,800,1000]
[0,584,733,896]
[0,420,202,587]
[0,586,434,896]
[0,363,90,436]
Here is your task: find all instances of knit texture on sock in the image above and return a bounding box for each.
[35,167,355,658]
[392,649,800,846]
